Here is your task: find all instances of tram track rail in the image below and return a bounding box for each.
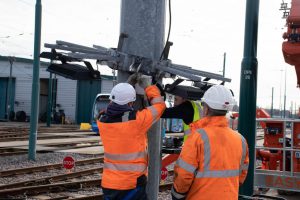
[0,149,28,157]
[0,134,95,142]
[0,149,174,199]
[0,178,173,199]
[0,167,104,190]
[0,155,104,177]
[0,141,102,157]
[0,167,174,199]
[0,126,89,139]
[0,178,102,197]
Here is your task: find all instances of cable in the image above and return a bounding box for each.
[160,0,172,60]
[0,32,32,39]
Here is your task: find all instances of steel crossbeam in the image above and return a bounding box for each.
[44,40,231,83]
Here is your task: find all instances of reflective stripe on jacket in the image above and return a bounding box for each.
[172,116,249,200]
[97,85,166,190]
[183,101,202,141]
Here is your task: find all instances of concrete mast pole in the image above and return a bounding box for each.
[119,0,166,199]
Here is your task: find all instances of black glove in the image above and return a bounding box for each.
[137,74,152,89]
[156,83,166,101]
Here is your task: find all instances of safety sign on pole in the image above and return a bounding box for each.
[63,156,75,172]
[161,167,168,181]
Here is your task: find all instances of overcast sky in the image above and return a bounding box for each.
[0,0,299,112]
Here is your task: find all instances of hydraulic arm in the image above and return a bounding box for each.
[282,0,300,87]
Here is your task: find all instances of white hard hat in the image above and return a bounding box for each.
[201,85,236,111]
[109,83,136,105]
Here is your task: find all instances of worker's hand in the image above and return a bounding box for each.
[135,83,145,95]
[155,83,166,101]
[127,73,138,86]
[137,75,152,89]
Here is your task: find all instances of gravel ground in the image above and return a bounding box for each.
[158,191,172,200]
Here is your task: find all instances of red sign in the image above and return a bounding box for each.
[265,175,300,190]
[161,167,168,181]
[63,156,75,169]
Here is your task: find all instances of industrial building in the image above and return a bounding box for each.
[0,55,113,124]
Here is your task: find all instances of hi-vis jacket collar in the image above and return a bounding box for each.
[190,116,228,130]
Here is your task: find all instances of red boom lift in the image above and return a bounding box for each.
[253,2,300,192]
[282,0,300,87]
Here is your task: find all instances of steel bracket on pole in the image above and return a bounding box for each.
[42,38,231,86]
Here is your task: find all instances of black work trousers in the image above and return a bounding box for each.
[102,185,147,200]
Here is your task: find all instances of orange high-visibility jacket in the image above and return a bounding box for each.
[97,85,166,190]
[172,116,249,200]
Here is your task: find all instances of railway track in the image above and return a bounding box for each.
[0,163,173,199]
[0,127,82,133]
[0,178,102,197]
[0,177,173,199]
[0,140,102,157]
[0,155,104,177]
[0,148,28,156]
[0,167,103,190]
[0,134,95,142]
[0,154,104,199]
[0,131,94,143]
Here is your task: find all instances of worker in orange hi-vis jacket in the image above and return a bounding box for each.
[171,85,249,200]
[97,74,166,200]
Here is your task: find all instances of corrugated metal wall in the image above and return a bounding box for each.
[0,62,37,117]
[15,77,32,115]
[101,79,114,93]
[56,76,77,122]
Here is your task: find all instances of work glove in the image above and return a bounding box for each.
[135,83,145,95]
[155,83,166,101]
[127,73,138,86]
[137,74,152,89]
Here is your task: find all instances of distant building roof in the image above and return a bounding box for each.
[0,55,49,66]
[0,55,114,80]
